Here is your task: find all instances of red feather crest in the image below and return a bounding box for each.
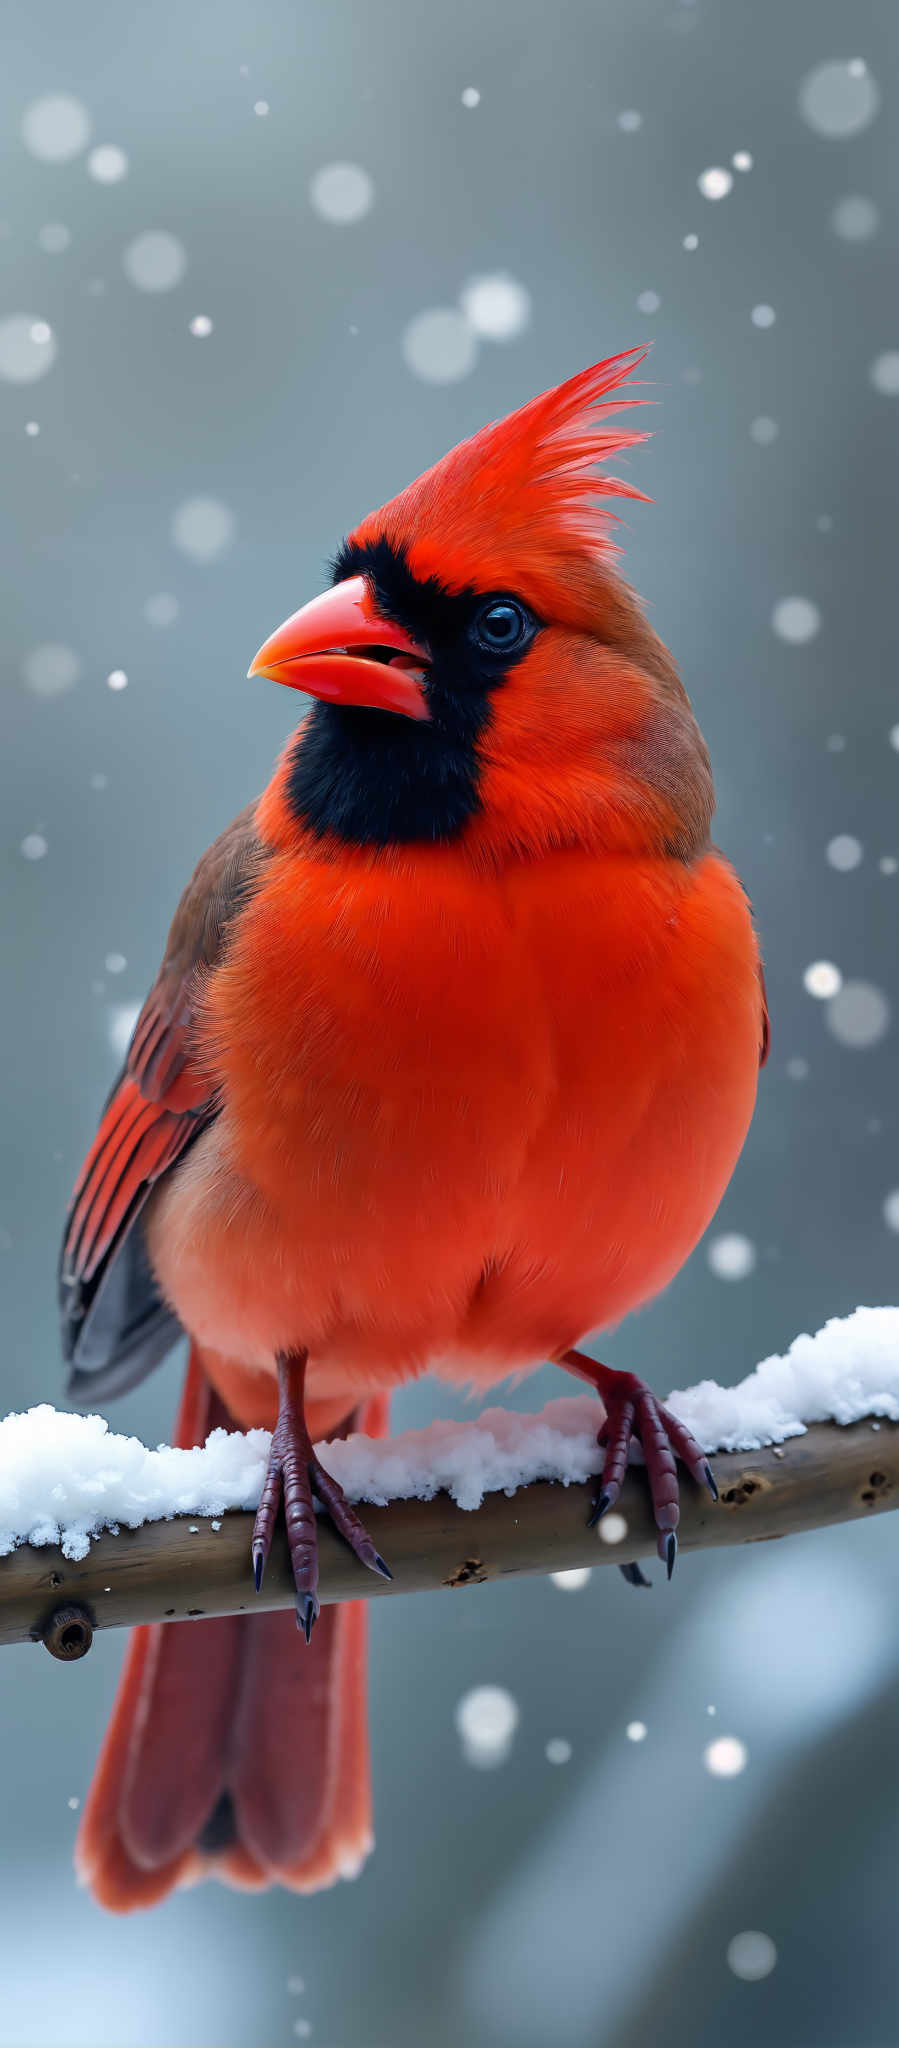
[350,349,650,597]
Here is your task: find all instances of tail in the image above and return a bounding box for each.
[75,1347,390,1912]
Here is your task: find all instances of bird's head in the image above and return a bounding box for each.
[250,352,713,862]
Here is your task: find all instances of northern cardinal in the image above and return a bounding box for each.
[60,352,767,1910]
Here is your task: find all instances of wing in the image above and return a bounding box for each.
[60,802,267,1402]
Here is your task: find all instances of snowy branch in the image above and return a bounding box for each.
[1,1308,897,1657]
[1,1416,898,1655]
[0,1419,896,1656]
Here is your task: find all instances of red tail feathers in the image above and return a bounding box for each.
[75,1348,389,1911]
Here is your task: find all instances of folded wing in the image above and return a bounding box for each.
[60,801,267,1400]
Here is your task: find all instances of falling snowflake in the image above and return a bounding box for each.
[455,1685,519,1768]
[123,231,187,293]
[771,596,820,643]
[38,223,71,254]
[0,315,57,383]
[402,309,477,384]
[727,1931,777,1981]
[826,981,891,1049]
[707,1233,756,1280]
[832,195,879,241]
[870,353,899,398]
[703,1735,748,1777]
[309,163,374,224]
[460,274,531,342]
[143,593,180,627]
[87,144,128,184]
[23,645,81,697]
[826,835,862,871]
[546,1738,572,1765]
[698,167,732,200]
[22,95,91,162]
[804,961,842,999]
[171,498,235,562]
[798,59,880,138]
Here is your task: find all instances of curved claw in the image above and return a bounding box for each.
[567,1358,720,1579]
[251,1353,391,1630]
[297,1590,320,1643]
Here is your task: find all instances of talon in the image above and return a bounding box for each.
[588,1488,613,1528]
[253,1351,389,1627]
[297,1590,320,1643]
[557,1351,715,1573]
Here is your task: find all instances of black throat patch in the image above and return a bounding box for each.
[285,539,505,847]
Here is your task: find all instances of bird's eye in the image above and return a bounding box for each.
[473,597,535,656]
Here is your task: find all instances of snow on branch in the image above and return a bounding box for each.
[1,1307,897,1658]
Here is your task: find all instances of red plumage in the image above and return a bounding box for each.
[62,353,767,1909]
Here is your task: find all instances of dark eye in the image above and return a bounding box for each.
[473,597,535,656]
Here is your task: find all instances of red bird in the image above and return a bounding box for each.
[60,352,767,1910]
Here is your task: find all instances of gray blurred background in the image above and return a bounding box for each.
[2,0,898,2042]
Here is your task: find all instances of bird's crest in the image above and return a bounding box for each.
[350,350,651,596]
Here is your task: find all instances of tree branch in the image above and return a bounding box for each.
[2,1417,896,1658]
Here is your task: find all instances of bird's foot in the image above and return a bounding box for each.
[251,1351,392,1641]
[557,1350,717,1578]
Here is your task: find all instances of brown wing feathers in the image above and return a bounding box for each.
[60,803,266,1388]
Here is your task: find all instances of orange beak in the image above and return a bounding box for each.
[248,575,431,722]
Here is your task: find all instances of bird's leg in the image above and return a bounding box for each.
[556,1349,717,1580]
[251,1350,391,1641]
